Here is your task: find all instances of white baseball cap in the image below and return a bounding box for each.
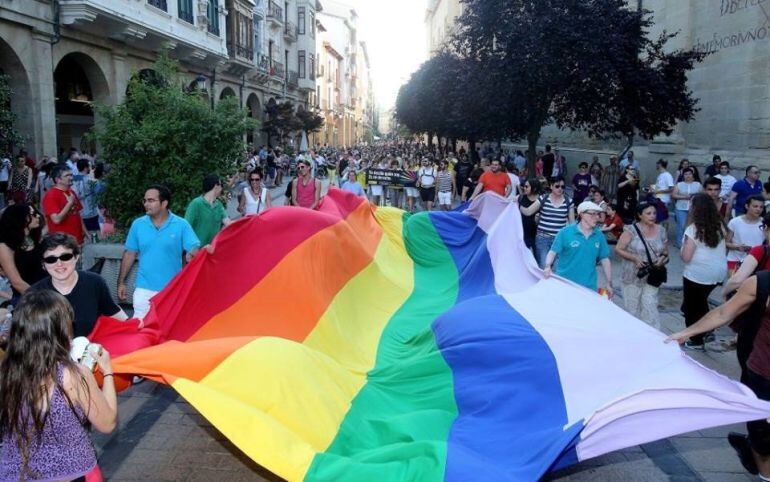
[577,201,604,214]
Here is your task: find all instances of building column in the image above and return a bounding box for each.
[29,32,56,159]
[111,52,129,104]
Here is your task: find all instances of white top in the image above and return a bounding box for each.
[715,174,737,200]
[683,224,727,285]
[655,171,675,204]
[243,186,268,215]
[418,167,436,188]
[726,215,765,262]
[674,181,701,211]
[0,158,10,182]
[506,173,520,200]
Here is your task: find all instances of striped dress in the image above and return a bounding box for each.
[537,194,572,237]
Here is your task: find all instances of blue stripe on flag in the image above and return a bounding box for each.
[429,212,584,481]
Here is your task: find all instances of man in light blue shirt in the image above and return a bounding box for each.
[341,169,366,197]
[118,184,200,321]
[544,201,613,297]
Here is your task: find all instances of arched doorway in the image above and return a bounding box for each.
[246,93,262,147]
[219,87,236,101]
[0,38,33,156]
[54,53,110,156]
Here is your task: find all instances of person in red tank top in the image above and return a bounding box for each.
[291,159,322,209]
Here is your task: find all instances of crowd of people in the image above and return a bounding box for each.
[3,139,770,479]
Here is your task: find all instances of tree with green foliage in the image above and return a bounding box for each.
[0,74,25,156]
[452,0,706,168]
[90,54,256,228]
[261,101,302,146]
[296,108,325,140]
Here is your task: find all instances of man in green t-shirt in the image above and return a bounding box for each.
[185,174,231,245]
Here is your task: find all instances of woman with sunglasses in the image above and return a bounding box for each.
[519,176,575,268]
[519,178,542,251]
[239,168,272,216]
[0,204,46,301]
[30,233,126,338]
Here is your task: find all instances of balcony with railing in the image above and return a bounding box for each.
[288,70,299,88]
[267,1,283,26]
[284,21,297,42]
[227,43,254,61]
[147,0,167,11]
[270,59,285,78]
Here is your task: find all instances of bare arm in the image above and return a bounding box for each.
[568,206,576,224]
[66,350,117,434]
[50,193,77,225]
[24,167,32,190]
[600,258,613,299]
[725,255,759,296]
[519,198,541,216]
[726,191,738,218]
[469,182,484,200]
[680,234,696,263]
[667,276,757,344]
[614,231,645,267]
[311,179,322,210]
[291,179,298,205]
[0,243,29,293]
[543,250,557,277]
[117,250,137,301]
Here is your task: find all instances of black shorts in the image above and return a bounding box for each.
[83,215,100,232]
[746,369,770,455]
[419,187,435,202]
[0,181,7,194]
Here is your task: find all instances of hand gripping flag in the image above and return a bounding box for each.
[92,189,770,481]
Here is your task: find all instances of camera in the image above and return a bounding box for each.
[70,336,102,372]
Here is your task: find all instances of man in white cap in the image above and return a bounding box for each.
[543,200,613,297]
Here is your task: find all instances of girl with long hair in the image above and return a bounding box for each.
[0,290,117,480]
[0,203,46,299]
[680,193,727,349]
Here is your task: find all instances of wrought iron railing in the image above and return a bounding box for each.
[270,60,285,78]
[257,54,270,72]
[267,1,283,23]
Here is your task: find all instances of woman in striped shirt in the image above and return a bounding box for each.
[436,160,456,211]
[519,176,575,268]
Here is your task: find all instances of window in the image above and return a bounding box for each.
[310,12,315,38]
[298,50,306,78]
[207,0,220,35]
[178,0,193,23]
[254,14,262,56]
[298,7,305,35]
[148,0,168,11]
[309,54,315,79]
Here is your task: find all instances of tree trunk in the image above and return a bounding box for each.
[527,128,539,176]
[451,138,457,153]
[427,132,434,149]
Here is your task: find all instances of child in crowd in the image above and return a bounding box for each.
[602,204,624,242]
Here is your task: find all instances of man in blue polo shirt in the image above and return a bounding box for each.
[118,184,200,321]
[728,165,762,218]
[544,200,613,298]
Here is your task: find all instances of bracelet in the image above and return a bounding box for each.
[103,373,114,378]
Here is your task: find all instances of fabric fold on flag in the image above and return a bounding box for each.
[91,189,770,482]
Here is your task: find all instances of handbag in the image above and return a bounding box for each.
[633,223,668,287]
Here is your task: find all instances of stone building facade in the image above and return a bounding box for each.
[424,0,769,182]
[0,0,320,160]
[311,0,373,148]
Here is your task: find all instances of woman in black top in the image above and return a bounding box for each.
[0,204,45,300]
[518,178,542,251]
[617,166,640,224]
[30,233,127,338]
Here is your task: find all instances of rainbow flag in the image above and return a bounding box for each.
[103,190,770,481]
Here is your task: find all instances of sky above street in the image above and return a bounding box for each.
[346,0,428,110]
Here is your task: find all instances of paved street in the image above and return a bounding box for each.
[96,196,756,481]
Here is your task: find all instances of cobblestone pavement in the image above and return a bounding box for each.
[97,197,759,481]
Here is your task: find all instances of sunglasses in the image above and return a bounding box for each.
[43,252,75,264]
[250,178,261,182]
[552,184,565,189]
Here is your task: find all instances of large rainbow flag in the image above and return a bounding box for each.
[96,190,770,481]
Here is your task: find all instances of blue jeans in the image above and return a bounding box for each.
[535,233,555,269]
[675,209,688,248]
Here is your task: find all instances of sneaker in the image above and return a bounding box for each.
[728,432,758,475]
[683,341,705,350]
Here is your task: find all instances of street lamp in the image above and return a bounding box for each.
[194,74,207,92]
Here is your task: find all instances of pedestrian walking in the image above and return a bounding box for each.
[520,176,575,268]
[42,165,86,245]
[118,185,201,321]
[680,192,727,350]
[186,174,232,244]
[615,202,669,329]
[543,200,613,297]
[291,159,322,210]
[672,167,702,248]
